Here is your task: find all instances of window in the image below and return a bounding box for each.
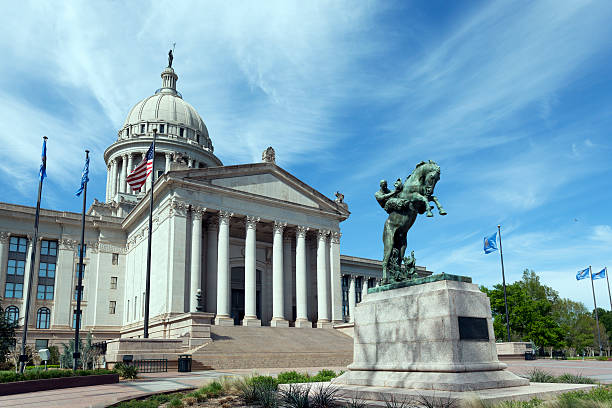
[355,277,363,304]
[72,310,82,329]
[36,308,51,329]
[368,278,376,289]
[112,253,119,265]
[5,283,23,298]
[9,236,27,253]
[142,292,145,317]
[37,284,54,300]
[77,244,86,258]
[126,127,130,137]
[159,124,165,133]
[341,275,350,320]
[196,134,200,144]
[7,260,25,276]
[40,240,57,256]
[38,262,56,278]
[74,285,84,301]
[109,301,116,314]
[134,296,137,320]
[179,127,184,137]
[126,300,130,321]
[35,339,48,350]
[5,306,18,325]
[76,264,85,280]
[141,124,145,133]
[110,277,118,289]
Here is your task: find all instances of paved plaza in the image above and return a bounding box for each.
[0,361,611,407]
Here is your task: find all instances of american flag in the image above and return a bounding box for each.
[126,143,154,191]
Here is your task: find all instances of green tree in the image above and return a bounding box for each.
[483,269,563,348]
[0,306,17,363]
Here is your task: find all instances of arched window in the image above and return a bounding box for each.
[5,306,19,325]
[36,307,51,329]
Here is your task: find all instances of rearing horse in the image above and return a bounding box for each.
[381,160,447,283]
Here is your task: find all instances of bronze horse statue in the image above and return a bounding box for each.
[378,160,446,283]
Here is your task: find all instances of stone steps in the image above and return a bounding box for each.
[192,326,353,369]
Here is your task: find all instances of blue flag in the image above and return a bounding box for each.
[75,156,89,197]
[484,232,498,254]
[39,138,47,181]
[592,268,606,280]
[576,267,590,280]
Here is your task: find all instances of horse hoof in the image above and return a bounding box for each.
[426,212,433,217]
[439,210,447,215]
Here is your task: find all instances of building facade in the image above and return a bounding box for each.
[0,62,400,349]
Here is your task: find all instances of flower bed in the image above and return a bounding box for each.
[0,369,118,396]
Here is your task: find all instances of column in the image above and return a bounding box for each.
[120,154,128,193]
[188,158,194,168]
[283,234,293,322]
[126,154,134,191]
[165,153,172,173]
[0,232,9,297]
[190,206,204,312]
[242,216,261,326]
[215,211,233,325]
[21,236,38,327]
[295,226,310,327]
[105,165,111,201]
[329,231,343,324]
[348,275,356,323]
[110,159,117,199]
[361,276,369,302]
[271,221,288,327]
[52,240,74,327]
[205,218,218,313]
[316,230,330,327]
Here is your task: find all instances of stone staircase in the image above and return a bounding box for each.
[191,326,353,369]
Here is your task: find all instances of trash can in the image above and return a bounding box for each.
[525,351,536,360]
[178,354,192,372]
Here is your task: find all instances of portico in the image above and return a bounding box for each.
[120,162,349,333]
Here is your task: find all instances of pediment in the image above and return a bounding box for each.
[175,163,349,216]
[211,173,319,208]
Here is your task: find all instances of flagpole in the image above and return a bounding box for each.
[143,130,157,338]
[498,225,511,343]
[589,265,603,356]
[606,267,612,312]
[73,150,89,370]
[20,136,47,374]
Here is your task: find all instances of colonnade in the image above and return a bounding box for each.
[105,152,203,201]
[345,274,372,323]
[188,209,342,328]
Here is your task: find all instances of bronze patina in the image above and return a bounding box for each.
[376,160,447,283]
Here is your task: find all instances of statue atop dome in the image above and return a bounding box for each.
[168,49,173,68]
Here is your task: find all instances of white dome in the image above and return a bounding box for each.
[123,92,209,138]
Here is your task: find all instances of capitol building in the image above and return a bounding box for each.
[0,61,406,351]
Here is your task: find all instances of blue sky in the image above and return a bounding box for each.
[1,1,612,308]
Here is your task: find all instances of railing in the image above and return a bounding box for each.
[131,359,168,373]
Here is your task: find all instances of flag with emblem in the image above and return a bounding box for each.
[592,268,606,280]
[126,143,154,191]
[483,232,498,254]
[576,267,590,280]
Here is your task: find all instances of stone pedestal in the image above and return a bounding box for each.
[270,318,290,327]
[241,317,262,327]
[333,275,529,391]
[295,319,313,328]
[105,338,184,368]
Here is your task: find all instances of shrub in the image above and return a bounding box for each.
[250,375,278,389]
[382,394,413,408]
[168,397,183,407]
[309,383,339,407]
[279,383,311,408]
[0,368,114,383]
[528,369,557,383]
[345,396,367,408]
[311,369,338,382]
[199,380,224,397]
[277,370,310,384]
[114,363,138,379]
[556,373,596,384]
